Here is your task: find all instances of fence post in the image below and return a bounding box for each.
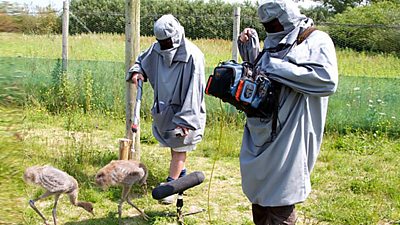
[62,0,69,72]
[123,0,141,161]
[232,6,240,62]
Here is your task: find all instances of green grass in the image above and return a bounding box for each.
[1,56,399,135]
[1,32,399,134]
[1,32,399,77]
[1,32,399,224]
[1,107,399,224]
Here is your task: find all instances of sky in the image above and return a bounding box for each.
[2,0,64,10]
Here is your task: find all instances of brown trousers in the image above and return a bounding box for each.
[252,204,297,225]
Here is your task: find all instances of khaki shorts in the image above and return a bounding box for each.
[159,143,196,152]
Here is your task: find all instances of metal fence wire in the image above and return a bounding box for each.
[0,9,399,136]
[66,11,400,55]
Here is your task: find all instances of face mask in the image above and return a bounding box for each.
[157,38,174,50]
[262,18,284,33]
[159,48,178,67]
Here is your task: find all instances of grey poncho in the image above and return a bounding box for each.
[238,0,338,206]
[127,15,206,150]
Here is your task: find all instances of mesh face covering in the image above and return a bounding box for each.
[257,0,306,48]
[157,37,174,50]
[262,18,284,33]
[153,14,185,66]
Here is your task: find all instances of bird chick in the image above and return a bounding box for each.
[95,160,149,223]
[24,165,94,225]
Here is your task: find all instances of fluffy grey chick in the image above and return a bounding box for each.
[95,160,149,223]
[24,165,94,225]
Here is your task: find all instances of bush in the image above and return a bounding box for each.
[0,3,60,34]
[327,1,400,55]
[0,13,20,32]
[69,0,261,40]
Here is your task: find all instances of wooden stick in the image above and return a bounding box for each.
[119,138,132,160]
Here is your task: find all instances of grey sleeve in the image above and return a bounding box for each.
[125,48,151,82]
[237,29,261,64]
[172,54,206,130]
[267,32,338,96]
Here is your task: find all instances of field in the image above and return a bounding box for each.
[0,32,399,225]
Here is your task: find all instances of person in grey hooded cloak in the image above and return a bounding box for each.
[126,14,206,204]
[237,0,338,224]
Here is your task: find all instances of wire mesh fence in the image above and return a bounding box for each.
[1,57,399,136]
[0,9,399,136]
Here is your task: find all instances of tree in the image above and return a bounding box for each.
[300,5,333,23]
[321,0,365,13]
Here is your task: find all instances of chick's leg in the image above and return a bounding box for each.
[52,194,61,225]
[127,196,149,220]
[29,191,54,225]
[118,185,130,225]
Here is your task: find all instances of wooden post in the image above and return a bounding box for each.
[62,0,69,71]
[119,138,132,160]
[123,0,141,161]
[232,6,240,62]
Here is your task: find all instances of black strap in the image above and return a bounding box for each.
[267,27,316,142]
[270,82,281,142]
[252,49,267,68]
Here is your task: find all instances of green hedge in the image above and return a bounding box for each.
[327,1,400,55]
[69,0,262,40]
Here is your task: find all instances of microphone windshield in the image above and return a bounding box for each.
[152,171,205,200]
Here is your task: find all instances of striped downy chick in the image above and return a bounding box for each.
[23,165,94,225]
[95,160,149,222]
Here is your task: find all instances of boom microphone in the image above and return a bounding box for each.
[152,171,205,200]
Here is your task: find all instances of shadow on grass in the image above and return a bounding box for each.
[64,210,178,225]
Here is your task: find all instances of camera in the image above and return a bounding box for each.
[205,60,278,118]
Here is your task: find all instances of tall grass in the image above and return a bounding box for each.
[1,33,399,77]
[1,33,399,224]
[1,32,399,134]
[1,55,399,135]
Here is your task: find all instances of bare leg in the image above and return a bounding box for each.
[52,194,61,225]
[126,196,149,220]
[29,191,54,225]
[169,150,186,180]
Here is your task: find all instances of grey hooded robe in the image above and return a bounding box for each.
[238,0,338,206]
[127,15,206,150]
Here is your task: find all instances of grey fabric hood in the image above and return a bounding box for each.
[258,0,307,48]
[153,14,185,66]
[153,14,184,44]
